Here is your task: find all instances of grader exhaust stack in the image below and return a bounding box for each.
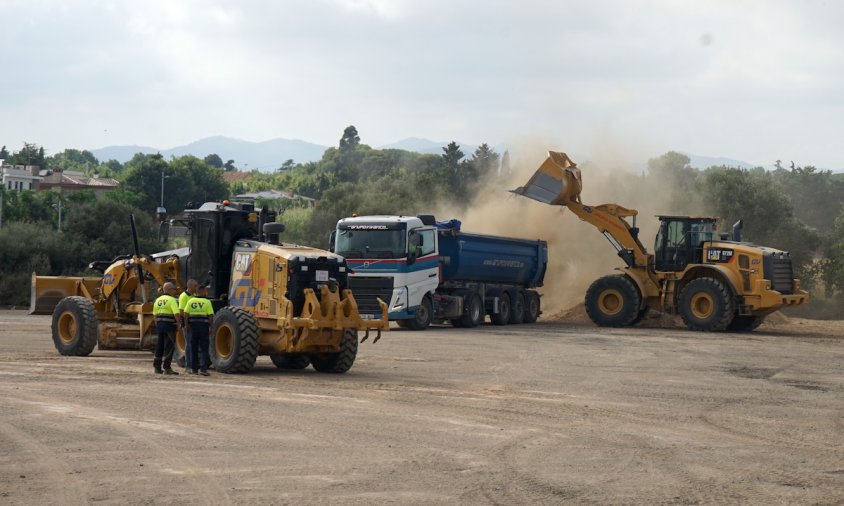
[511,151,583,206]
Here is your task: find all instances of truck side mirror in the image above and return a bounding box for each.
[329,230,337,252]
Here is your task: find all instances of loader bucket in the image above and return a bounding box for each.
[511,151,582,205]
[29,273,102,315]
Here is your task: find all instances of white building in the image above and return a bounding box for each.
[0,162,42,191]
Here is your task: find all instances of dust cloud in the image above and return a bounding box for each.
[434,143,686,316]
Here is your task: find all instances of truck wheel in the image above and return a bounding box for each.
[490,293,511,325]
[509,291,525,324]
[406,296,432,330]
[457,292,483,328]
[678,278,735,332]
[51,296,98,356]
[523,291,541,323]
[584,275,641,327]
[630,306,650,325]
[210,307,259,373]
[396,320,410,329]
[271,354,310,369]
[726,315,764,332]
[310,329,358,373]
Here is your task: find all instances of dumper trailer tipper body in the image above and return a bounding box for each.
[31,201,387,373]
[511,151,808,332]
[332,215,548,330]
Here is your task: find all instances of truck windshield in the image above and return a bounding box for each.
[335,228,406,259]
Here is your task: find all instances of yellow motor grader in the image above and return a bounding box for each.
[512,151,809,331]
[30,201,388,373]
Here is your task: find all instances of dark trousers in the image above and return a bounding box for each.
[154,320,177,370]
[189,324,210,372]
[182,324,192,369]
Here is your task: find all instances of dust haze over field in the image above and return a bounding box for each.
[436,143,696,314]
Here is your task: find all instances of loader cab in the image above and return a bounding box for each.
[184,201,274,302]
[654,216,716,272]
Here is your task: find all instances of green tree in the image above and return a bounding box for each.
[278,159,295,172]
[204,153,223,169]
[224,159,236,171]
[46,149,99,173]
[339,125,360,151]
[0,145,9,160]
[8,142,45,167]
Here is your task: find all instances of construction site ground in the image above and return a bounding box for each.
[1,309,842,505]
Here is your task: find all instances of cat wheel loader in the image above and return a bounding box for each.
[30,200,388,373]
[512,151,809,332]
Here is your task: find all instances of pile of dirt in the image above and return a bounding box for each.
[547,303,792,329]
[547,303,590,323]
[763,311,789,325]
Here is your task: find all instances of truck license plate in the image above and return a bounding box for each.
[360,314,375,320]
[315,270,328,282]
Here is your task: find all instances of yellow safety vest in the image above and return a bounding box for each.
[154,294,179,322]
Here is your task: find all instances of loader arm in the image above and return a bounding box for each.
[511,151,658,293]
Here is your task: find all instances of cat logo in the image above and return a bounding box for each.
[234,253,252,272]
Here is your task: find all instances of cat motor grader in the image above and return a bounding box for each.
[30,200,388,373]
[511,151,809,331]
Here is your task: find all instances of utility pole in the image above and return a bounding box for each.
[0,191,3,229]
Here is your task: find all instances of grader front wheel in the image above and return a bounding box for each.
[51,296,99,356]
[310,329,358,374]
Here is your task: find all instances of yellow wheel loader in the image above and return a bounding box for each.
[31,201,388,373]
[512,151,809,332]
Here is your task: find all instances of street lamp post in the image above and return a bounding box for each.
[157,170,168,221]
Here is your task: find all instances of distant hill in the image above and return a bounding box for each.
[92,136,329,170]
[683,153,757,170]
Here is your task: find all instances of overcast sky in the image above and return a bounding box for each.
[2,0,843,168]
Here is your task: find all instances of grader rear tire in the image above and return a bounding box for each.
[51,296,98,356]
[210,307,259,374]
[678,278,735,332]
[310,329,358,374]
[271,355,310,370]
[585,275,642,327]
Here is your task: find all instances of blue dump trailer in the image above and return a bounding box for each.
[334,215,548,330]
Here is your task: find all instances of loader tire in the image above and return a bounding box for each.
[585,275,641,327]
[51,296,98,356]
[210,307,259,374]
[726,315,764,332]
[271,354,310,370]
[310,329,358,374]
[490,292,511,325]
[630,306,650,325]
[406,296,432,330]
[678,277,735,332]
[509,291,526,324]
[523,290,541,323]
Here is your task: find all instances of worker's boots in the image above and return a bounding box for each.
[153,358,163,374]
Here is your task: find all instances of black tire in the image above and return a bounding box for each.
[584,275,642,327]
[678,277,735,332]
[727,315,764,332]
[406,296,432,330]
[630,306,650,325]
[270,354,310,369]
[523,290,541,323]
[461,292,484,327]
[310,329,358,373]
[210,306,259,373]
[509,291,525,324]
[490,292,511,326]
[51,296,98,356]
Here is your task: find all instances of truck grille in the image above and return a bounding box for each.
[347,276,393,315]
[763,254,795,294]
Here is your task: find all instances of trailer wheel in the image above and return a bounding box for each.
[585,275,641,327]
[509,291,526,324]
[406,296,432,330]
[210,307,259,373]
[726,315,764,332]
[490,292,511,325]
[51,296,98,356]
[271,354,310,370]
[678,277,735,332]
[523,291,541,323]
[310,329,358,373]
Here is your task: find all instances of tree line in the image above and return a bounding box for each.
[2,131,843,318]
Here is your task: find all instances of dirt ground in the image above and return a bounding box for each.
[0,310,842,505]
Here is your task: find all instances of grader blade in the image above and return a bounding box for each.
[29,273,102,315]
[511,151,583,206]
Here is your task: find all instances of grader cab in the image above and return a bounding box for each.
[512,151,808,331]
[31,201,388,373]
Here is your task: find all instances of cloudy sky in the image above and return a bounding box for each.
[2,0,843,168]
